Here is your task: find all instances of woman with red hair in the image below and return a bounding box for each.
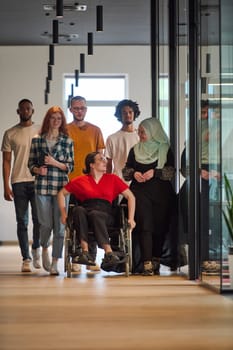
[28,106,74,275]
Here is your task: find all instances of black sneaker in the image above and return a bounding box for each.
[152,258,160,275]
[103,252,120,265]
[73,251,96,266]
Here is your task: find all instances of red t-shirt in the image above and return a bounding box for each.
[65,173,128,203]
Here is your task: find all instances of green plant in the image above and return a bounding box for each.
[222,173,233,243]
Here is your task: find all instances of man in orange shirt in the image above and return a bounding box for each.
[67,96,105,272]
[67,96,105,179]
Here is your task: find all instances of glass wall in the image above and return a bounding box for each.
[221,0,233,291]
[199,0,221,290]
[153,0,233,291]
[177,0,190,277]
[198,0,233,292]
[192,0,233,292]
[155,0,190,277]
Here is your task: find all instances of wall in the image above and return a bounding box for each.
[0,45,151,242]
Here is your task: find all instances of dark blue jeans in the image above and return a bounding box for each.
[12,182,40,261]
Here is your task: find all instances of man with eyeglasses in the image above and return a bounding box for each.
[67,96,105,180]
[67,96,105,272]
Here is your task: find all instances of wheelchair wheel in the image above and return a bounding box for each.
[125,255,130,277]
[64,240,71,274]
[67,260,72,278]
[127,227,132,274]
[64,225,71,275]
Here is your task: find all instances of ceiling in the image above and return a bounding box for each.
[0,1,232,46]
[0,0,151,46]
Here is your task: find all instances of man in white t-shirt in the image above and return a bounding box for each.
[1,99,41,272]
[105,99,140,180]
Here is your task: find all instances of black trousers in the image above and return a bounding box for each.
[72,199,114,251]
[132,179,175,262]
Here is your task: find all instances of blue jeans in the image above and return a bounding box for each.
[35,194,69,259]
[12,182,40,261]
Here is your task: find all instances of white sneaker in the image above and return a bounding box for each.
[71,263,81,273]
[31,248,41,269]
[42,250,51,272]
[50,261,59,276]
[21,259,32,272]
[86,263,101,272]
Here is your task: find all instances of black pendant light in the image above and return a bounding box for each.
[56,0,63,18]
[87,32,93,55]
[46,77,50,94]
[49,44,54,65]
[48,63,52,81]
[53,20,59,44]
[206,53,211,73]
[80,53,85,73]
[71,84,74,97]
[45,91,48,105]
[96,5,103,32]
[75,69,79,87]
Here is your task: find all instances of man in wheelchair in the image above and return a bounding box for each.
[58,152,135,268]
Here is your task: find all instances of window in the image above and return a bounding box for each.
[64,74,128,141]
[159,75,169,136]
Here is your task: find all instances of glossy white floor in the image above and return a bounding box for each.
[1,245,233,350]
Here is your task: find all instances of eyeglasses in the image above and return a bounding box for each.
[71,106,87,112]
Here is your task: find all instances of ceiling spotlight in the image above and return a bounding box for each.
[43,5,54,11]
[43,3,87,12]
[41,32,79,41]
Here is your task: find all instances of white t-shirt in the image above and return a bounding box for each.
[1,123,40,184]
[105,129,139,179]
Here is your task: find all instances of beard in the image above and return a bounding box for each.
[20,115,32,122]
[124,120,133,126]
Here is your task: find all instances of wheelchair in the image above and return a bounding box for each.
[64,196,132,277]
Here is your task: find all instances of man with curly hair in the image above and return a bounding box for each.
[105,99,140,181]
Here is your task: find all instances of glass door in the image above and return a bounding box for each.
[221,0,233,292]
[199,0,221,291]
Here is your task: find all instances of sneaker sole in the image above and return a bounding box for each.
[33,262,41,269]
[50,271,59,276]
[21,268,32,272]
[142,272,153,276]
[73,256,96,266]
[86,265,101,271]
[43,264,51,272]
[71,265,82,273]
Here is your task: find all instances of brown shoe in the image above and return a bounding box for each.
[71,263,81,272]
[86,263,101,271]
[21,259,32,272]
[142,261,153,276]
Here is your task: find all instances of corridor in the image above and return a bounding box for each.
[0,245,233,350]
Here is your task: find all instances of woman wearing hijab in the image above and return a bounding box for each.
[123,117,176,276]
